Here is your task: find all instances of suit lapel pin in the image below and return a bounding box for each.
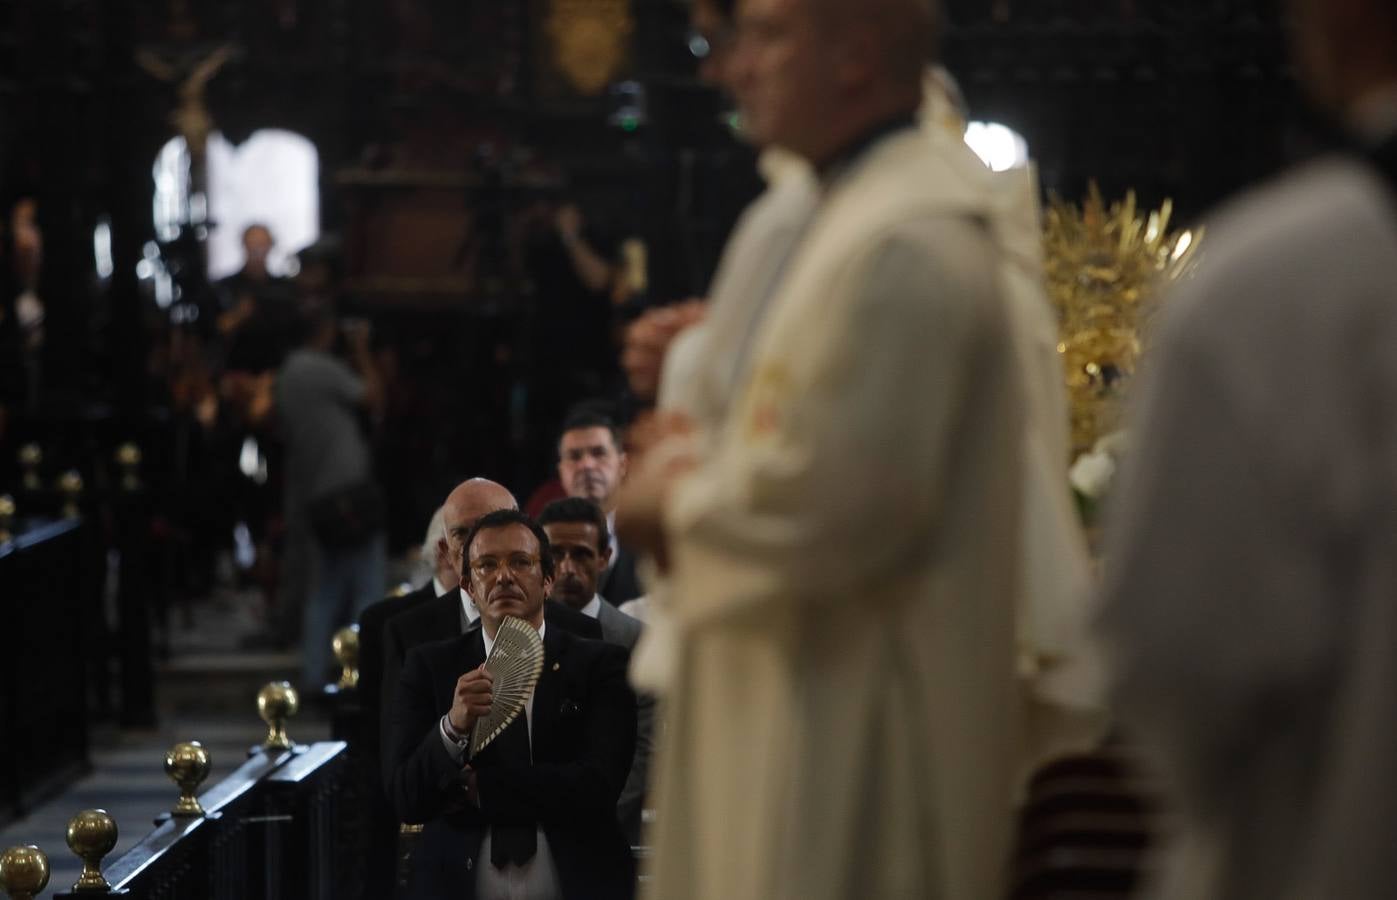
[552,662,560,671]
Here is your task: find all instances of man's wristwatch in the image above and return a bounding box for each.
[441,714,470,750]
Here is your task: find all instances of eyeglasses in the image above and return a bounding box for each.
[469,554,542,581]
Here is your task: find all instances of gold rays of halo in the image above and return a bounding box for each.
[1044,182,1203,457]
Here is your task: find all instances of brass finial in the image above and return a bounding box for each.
[0,845,50,900]
[164,741,211,817]
[0,495,14,544]
[57,470,83,519]
[115,443,143,493]
[66,809,118,891]
[16,444,41,492]
[332,624,360,690]
[257,681,300,751]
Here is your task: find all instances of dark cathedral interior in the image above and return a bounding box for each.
[0,0,1366,897]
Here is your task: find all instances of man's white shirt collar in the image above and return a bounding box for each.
[472,615,554,897]
[604,510,619,574]
[460,587,481,624]
[580,594,602,619]
[432,575,449,598]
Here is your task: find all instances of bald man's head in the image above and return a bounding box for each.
[812,0,938,87]
[439,478,518,579]
[731,0,936,165]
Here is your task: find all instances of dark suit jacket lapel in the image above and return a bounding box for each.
[529,627,567,756]
[463,626,486,668]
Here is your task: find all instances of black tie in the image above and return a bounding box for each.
[489,714,537,868]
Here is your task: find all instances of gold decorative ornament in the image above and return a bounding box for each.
[115,443,143,493]
[332,624,360,690]
[257,681,299,751]
[0,845,50,900]
[57,470,83,519]
[545,0,634,96]
[164,741,211,817]
[17,444,41,492]
[1043,183,1202,456]
[66,809,118,891]
[0,495,14,544]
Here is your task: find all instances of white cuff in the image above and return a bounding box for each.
[439,715,468,763]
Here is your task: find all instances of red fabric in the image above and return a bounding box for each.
[523,478,567,518]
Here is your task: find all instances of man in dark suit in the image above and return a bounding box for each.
[390,509,637,900]
[538,498,651,843]
[380,479,601,785]
[556,406,643,605]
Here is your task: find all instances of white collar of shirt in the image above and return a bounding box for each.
[432,575,449,598]
[466,616,557,896]
[580,594,602,619]
[604,511,619,574]
[460,587,481,624]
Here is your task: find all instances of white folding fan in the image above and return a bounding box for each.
[469,616,545,758]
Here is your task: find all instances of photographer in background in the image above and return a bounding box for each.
[275,242,387,688]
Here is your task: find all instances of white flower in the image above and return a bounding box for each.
[1069,450,1117,500]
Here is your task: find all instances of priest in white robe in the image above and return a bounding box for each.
[620,0,1057,896]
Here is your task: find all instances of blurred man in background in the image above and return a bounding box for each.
[1098,0,1397,898]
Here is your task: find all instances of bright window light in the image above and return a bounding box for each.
[153,129,320,280]
[93,219,114,279]
[963,121,1030,173]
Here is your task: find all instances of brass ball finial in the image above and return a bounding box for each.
[332,624,360,690]
[164,741,211,817]
[16,444,41,492]
[115,443,143,492]
[57,470,83,519]
[0,845,50,900]
[0,495,14,544]
[66,809,118,891]
[257,681,300,751]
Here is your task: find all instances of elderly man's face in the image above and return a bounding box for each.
[730,0,839,156]
[442,493,516,585]
[465,523,551,634]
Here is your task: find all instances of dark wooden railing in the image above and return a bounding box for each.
[2,742,352,900]
[0,517,91,829]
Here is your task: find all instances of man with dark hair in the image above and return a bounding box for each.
[538,497,650,842]
[556,407,642,605]
[378,480,602,784]
[389,509,637,900]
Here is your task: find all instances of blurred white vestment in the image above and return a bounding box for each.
[645,126,1030,900]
